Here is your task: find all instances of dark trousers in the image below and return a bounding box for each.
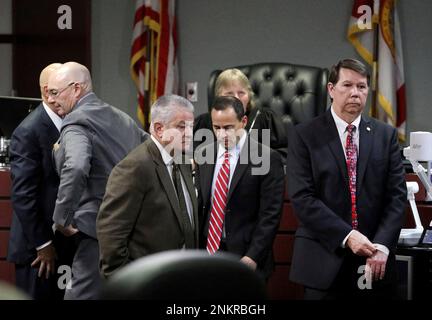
[63,232,102,300]
[304,253,400,300]
[14,231,75,300]
[218,240,270,282]
[15,264,60,300]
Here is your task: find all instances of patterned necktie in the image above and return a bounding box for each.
[207,146,230,254]
[345,124,358,229]
[172,163,195,248]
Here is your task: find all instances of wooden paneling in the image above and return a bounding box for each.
[0,169,14,285]
[267,265,303,300]
[0,261,15,285]
[417,204,432,227]
[0,230,10,258]
[0,170,11,197]
[0,200,13,228]
[279,204,298,231]
[267,195,302,299]
[273,234,294,264]
[404,202,432,229]
[12,0,91,97]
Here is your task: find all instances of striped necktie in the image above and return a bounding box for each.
[206,147,230,254]
[345,124,358,229]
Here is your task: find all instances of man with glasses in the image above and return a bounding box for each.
[286,59,406,299]
[47,62,149,299]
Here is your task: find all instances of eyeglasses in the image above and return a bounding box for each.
[48,82,76,98]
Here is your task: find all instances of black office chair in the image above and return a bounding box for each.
[101,250,267,300]
[208,62,329,129]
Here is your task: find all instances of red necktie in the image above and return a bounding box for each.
[345,124,358,229]
[207,147,230,254]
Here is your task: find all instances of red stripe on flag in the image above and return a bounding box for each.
[134,5,160,24]
[396,85,406,127]
[157,0,170,96]
[131,0,178,129]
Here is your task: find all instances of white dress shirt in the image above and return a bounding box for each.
[37,102,63,251]
[331,106,361,158]
[150,135,194,227]
[42,102,62,132]
[210,130,247,238]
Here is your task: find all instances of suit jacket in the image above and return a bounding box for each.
[7,104,60,264]
[197,137,285,278]
[52,92,148,239]
[97,139,199,278]
[287,109,407,290]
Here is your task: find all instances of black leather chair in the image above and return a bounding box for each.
[208,62,329,128]
[101,250,267,300]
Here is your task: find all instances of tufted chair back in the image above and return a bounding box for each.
[208,62,329,127]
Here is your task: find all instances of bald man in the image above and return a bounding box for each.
[47,62,148,299]
[7,63,66,300]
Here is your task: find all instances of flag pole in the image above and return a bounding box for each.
[144,27,151,131]
[370,0,379,119]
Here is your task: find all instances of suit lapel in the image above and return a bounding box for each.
[324,111,349,182]
[179,164,199,245]
[198,143,217,208]
[226,138,250,202]
[357,117,373,194]
[148,141,184,232]
[39,105,61,143]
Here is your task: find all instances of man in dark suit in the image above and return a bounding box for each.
[47,62,148,299]
[196,96,284,279]
[97,94,199,278]
[287,58,407,299]
[7,63,67,299]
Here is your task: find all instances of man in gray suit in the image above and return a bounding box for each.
[47,62,148,299]
[97,94,198,278]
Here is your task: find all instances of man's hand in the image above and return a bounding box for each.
[31,243,57,279]
[55,224,79,237]
[366,250,388,281]
[240,256,257,271]
[346,230,377,257]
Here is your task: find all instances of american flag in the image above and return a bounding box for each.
[130,0,178,130]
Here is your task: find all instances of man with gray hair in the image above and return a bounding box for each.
[47,62,148,299]
[97,94,198,278]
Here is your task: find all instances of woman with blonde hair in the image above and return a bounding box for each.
[193,68,287,159]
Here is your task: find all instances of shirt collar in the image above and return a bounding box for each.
[42,101,62,132]
[330,105,361,136]
[150,134,174,166]
[217,129,247,159]
[76,92,93,106]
